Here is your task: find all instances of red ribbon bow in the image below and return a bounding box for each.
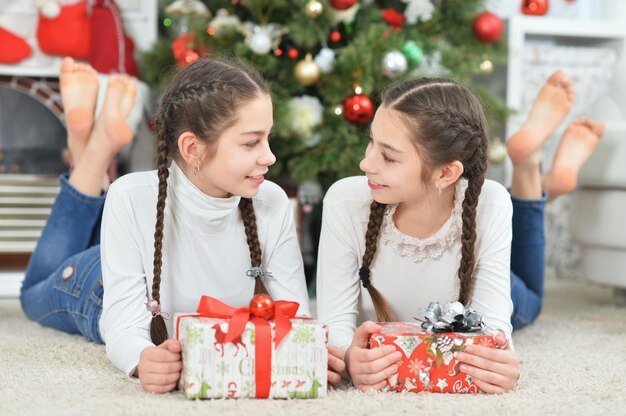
[177,296,299,398]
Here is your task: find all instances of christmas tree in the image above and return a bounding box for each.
[140,0,506,190]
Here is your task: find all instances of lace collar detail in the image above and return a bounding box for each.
[380,178,468,263]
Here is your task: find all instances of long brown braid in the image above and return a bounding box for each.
[360,201,393,321]
[238,197,269,295]
[149,56,270,345]
[360,78,489,321]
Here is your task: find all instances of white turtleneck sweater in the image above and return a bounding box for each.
[99,162,310,376]
[316,176,513,354]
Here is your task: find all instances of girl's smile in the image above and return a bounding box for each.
[246,174,266,185]
[367,179,387,190]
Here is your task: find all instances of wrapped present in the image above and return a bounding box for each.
[176,295,328,399]
[369,302,498,393]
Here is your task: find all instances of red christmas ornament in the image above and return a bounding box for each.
[330,30,342,42]
[249,294,275,320]
[343,94,374,124]
[472,12,504,44]
[330,0,358,11]
[382,8,405,31]
[521,0,549,15]
[171,33,208,68]
[287,48,299,59]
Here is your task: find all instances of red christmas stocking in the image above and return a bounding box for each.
[89,0,139,76]
[36,1,91,59]
[0,26,32,64]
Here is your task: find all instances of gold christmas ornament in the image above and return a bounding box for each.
[305,1,323,19]
[480,58,493,74]
[488,136,507,165]
[294,54,321,86]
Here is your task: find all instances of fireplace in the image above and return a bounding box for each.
[0,76,67,174]
[0,76,63,260]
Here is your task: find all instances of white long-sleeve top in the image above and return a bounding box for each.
[99,161,310,376]
[316,176,513,354]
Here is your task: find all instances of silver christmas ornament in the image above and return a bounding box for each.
[383,51,408,77]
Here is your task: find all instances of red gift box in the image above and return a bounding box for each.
[369,322,496,393]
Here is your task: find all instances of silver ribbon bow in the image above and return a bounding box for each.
[414,301,485,333]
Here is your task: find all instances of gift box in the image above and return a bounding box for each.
[368,302,498,394]
[175,295,328,399]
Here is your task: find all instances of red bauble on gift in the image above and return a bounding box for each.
[249,294,275,320]
[330,0,358,11]
[343,94,374,124]
[521,0,549,15]
[472,12,503,44]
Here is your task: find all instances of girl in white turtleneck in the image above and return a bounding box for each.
[20,56,309,394]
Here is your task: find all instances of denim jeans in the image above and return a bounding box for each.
[20,174,105,344]
[510,194,547,330]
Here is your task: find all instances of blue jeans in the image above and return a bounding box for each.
[510,194,547,330]
[20,174,105,344]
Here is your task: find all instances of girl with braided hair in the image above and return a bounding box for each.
[318,72,604,393]
[20,56,309,394]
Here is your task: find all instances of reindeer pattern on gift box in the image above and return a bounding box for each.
[212,323,249,357]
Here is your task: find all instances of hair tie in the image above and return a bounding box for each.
[246,267,273,280]
[145,299,171,319]
[359,266,371,288]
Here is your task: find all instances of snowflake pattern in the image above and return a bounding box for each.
[407,358,427,376]
[217,361,230,376]
[186,325,203,345]
[242,379,255,396]
[292,326,315,345]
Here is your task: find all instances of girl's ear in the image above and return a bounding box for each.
[178,131,206,167]
[434,160,464,190]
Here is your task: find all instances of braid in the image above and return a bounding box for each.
[238,198,269,295]
[149,126,170,345]
[457,134,487,305]
[360,201,394,322]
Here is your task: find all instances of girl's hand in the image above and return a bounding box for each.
[137,339,183,393]
[455,332,520,393]
[346,321,402,391]
[327,346,346,385]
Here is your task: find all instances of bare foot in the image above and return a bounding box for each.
[508,70,575,166]
[543,118,605,201]
[69,75,136,196]
[60,57,99,165]
[89,74,137,157]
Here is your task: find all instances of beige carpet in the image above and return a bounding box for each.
[1,280,625,416]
